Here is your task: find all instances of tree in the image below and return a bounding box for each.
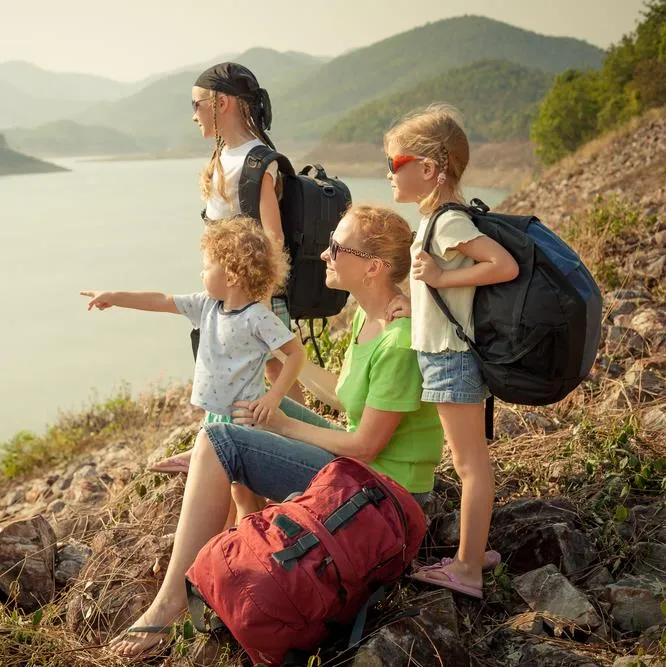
[531,70,601,165]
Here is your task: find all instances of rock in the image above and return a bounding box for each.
[427,509,461,546]
[624,358,666,401]
[607,575,666,632]
[636,624,666,653]
[630,309,666,340]
[585,567,614,591]
[54,541,92,586]
[629,505,666,543]
[490,500,596,576]
[610,289,652,301]
[506,611,546,636]
[606,326,647,357]
[609,300,639,319]
[66,527,170,640]
[518,640,605,666]
[352,609,467,667]
[612,656,665,667]
[632,542,666,577]
[642,405,666,430]
[644,254,666,278]
[524,412,554,431]
[597,356,626,378]
[187,630,235,666]
[513,564,601,628]
[0,515,57,611]
[47,499,66,515]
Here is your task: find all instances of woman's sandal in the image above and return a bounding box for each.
[108,624,173,660]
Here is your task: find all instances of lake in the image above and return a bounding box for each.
[0,157,508,441]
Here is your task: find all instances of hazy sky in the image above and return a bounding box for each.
[0,0,648,82]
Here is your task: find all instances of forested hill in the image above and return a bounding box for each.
[324,60,554,144]
[271,15,603,139]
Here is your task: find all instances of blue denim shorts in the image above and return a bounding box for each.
[417,350,490,404]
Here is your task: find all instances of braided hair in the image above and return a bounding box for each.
[196,62,276,203]
[384,103,469,215]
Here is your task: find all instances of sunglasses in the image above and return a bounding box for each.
[191,97,214,113]
[328,232,391,267]
[387,154,426,174]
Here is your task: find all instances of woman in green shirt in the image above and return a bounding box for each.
[109,204,443,658]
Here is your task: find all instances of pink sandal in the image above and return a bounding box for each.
[409,564,484,599]
[413,549,501,574]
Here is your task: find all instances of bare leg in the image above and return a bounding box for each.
[266,356,305,404]
[431,402,494,590]
[108,429,232,658]
[231,483,267,522]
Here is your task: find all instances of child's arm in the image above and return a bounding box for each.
[249,337,306,423]
[386,293,411,321]
[80,291,180,314]
[270,348,343,411]
[258,172,284,247]
[413,236,519,289]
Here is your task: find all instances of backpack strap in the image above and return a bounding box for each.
[421,202,480,353]
[422,200,495,441]
[237,144,295,222]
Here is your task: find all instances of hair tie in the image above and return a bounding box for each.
[436,172,447,185]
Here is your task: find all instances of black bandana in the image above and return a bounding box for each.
[195,62,274,147]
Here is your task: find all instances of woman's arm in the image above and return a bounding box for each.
[258,172,284,247]
[80,290,180,313]
[234,401,402,463]
[413,236,519,289]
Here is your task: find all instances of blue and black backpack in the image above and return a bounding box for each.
[423,199,602,431]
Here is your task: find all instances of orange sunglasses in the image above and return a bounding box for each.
[387,154,426,173]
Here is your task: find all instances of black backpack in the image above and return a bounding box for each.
[238,145,351,324]
[423,199,602,429]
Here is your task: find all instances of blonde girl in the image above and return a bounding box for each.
[152,63,304,475]
[385,105,518,598]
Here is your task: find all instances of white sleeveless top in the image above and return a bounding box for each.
[204,138,278,221]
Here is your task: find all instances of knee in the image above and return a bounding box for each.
[191,428,215,463]
[195,424,239,480]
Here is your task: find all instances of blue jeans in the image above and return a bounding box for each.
[203,398,431,504]
[203,398,339,502]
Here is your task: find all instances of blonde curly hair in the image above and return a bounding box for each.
[201,216,289,301]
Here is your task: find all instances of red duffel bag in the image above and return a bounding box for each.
[185,456,427,666]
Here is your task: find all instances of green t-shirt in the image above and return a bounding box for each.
[335,308,444,493]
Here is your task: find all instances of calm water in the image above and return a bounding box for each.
[0,157,508,441]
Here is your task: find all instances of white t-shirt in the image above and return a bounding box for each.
[174,293,294,416]
[410,210,485,353]
[204,138,278,220]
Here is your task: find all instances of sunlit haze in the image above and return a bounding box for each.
[0,0,648,81]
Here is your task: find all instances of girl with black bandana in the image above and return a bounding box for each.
[151,63,305,476]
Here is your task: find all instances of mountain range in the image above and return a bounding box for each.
[0,15,604,159]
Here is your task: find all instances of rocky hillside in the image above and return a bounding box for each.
[499,108,666,227]
[0,112,665,666]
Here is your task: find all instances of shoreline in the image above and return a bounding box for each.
[84,140,539,192]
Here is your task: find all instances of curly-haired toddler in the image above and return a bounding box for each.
[81,216,305,426]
